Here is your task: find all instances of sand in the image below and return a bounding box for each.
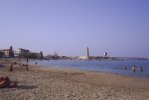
[0,61,149,100]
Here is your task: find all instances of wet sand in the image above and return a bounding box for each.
[0,61,149,100]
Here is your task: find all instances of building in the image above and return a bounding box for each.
[78,56,89,60]
[14,48,30,57]
[0,49,10,57]
[104,52,108,57]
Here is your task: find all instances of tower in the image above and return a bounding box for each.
[87,47,89,59]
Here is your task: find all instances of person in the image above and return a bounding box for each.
[132,65,136,72]
[140,67,143,72]
[35,62,38,65]
[9,63,13,72]
[0,76,18,88]
[26,58,29,63]
[14,62,17,65]
[123,66,127,70]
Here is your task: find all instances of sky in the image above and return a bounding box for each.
[0,0,149,57]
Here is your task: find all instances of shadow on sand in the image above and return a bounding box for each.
[18,85,37,90]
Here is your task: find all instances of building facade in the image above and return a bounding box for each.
[14,48,30,57]
[0,49,11,57]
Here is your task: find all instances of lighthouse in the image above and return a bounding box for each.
[87,47,90,59]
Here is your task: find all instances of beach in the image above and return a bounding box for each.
[0,61,149,100]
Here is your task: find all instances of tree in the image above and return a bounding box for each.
[40,51,44,59]
[24,53,38,59]
[9,46,14,57]
[0,52,4,58]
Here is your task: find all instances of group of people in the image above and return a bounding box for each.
[9,62,29,72]
[0,59,30,88]
[123,65,143,72]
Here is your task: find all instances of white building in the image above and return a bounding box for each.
[104,52,107,57]
[78,56,89,60]
[14,48,30,56]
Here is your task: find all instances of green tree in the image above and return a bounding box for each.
[24,53,38,59]
[0,52,4,58]
[9,46,14,57]
[40,51,44,59]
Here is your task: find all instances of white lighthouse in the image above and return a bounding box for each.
[87,47,90,59]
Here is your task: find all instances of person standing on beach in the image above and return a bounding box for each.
[26,58,28,63]
[9,63,13,72]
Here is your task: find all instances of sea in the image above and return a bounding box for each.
[25,59,149,78]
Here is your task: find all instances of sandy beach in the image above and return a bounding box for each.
[0,61,149,100]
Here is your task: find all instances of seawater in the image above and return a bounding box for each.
[25,60,149,78]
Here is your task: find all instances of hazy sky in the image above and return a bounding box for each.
[0,0,149,57]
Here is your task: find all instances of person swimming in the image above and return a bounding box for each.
[35,62,38,65]
[123,66,127,70]
[132,65,136,72]
[140,67,143,72]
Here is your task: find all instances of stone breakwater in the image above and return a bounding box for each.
[0,61,149,100]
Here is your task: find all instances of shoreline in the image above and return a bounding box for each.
[0,62,149,100]
[27,62,149,79]
[21,59,149,79]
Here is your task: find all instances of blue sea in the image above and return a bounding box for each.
[25,59,149,78]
